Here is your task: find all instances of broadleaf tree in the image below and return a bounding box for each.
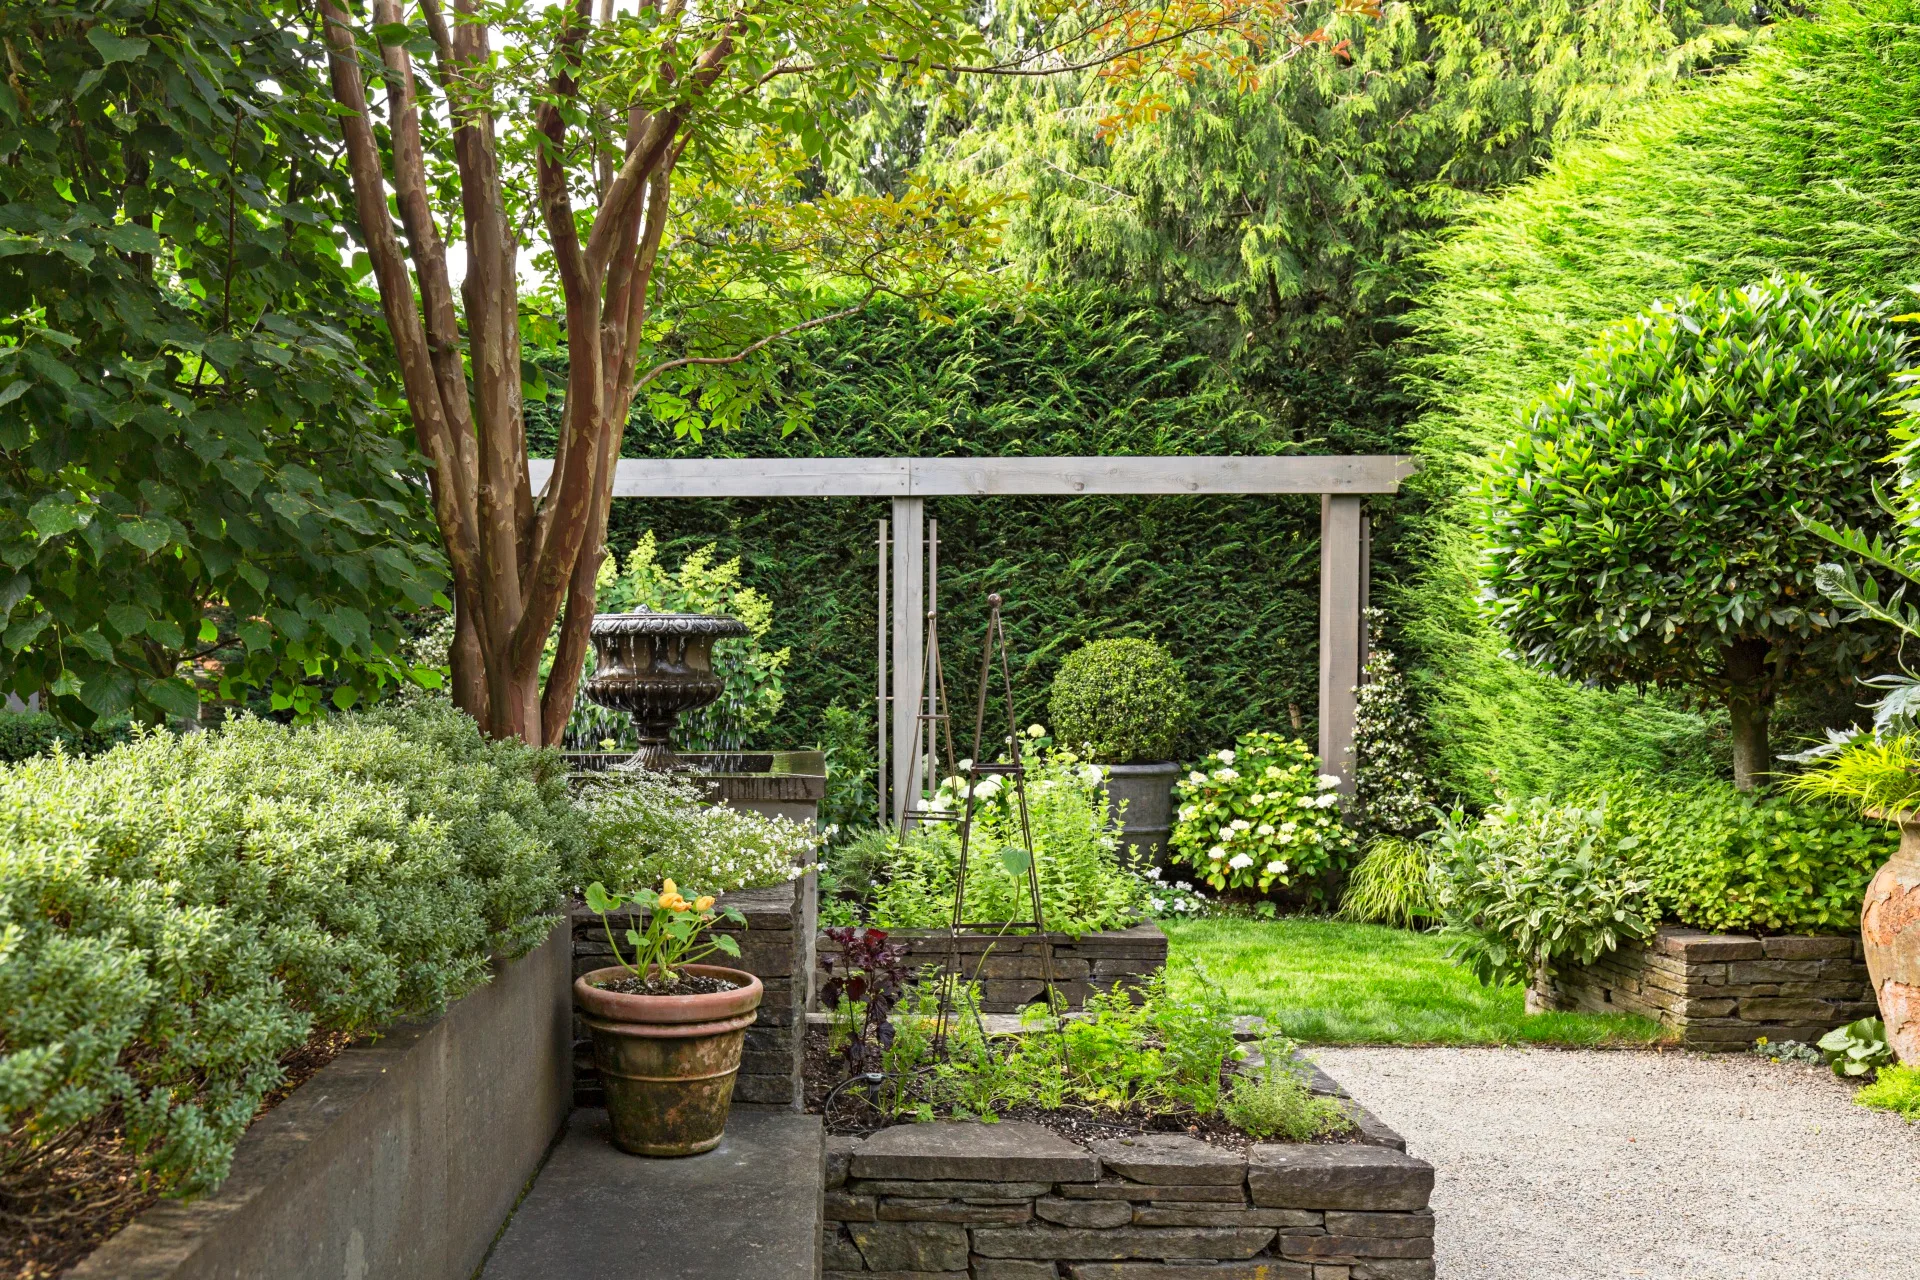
[0,0,448,727]
[315,0,1357,744]
[1479,275,1909,790]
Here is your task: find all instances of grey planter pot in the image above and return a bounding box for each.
[1101,760,1183,865]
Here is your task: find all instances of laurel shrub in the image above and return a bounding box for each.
[0,698,581,1212]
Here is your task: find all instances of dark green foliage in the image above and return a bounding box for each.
[1591,779,1894,935]
[1402,0,1920,802]
[1048,638,1193,763]
[540,294,1409,756]
[0,710,126,762]
[0,699,578,1221]
[0,2,444,729]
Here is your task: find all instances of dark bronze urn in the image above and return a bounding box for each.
[584,610,748,771]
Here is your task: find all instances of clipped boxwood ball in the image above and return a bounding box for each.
[1048,638,1193,763]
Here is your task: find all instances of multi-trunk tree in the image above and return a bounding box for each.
[317,0,1335,745]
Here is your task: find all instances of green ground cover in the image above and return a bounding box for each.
[1162,917,1670,1047]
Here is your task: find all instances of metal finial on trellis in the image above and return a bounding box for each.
[932,592,1069,1064]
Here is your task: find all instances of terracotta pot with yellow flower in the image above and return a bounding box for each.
[575,880,763,1156]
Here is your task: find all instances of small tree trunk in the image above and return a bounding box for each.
[1724,639,1773,792]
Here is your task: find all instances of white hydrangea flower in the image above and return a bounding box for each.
[1264,860,1284,875]
[1027,724,1047,738]
[1145,866,1163,881]
[1213,768,1239,782]
[1189,771,1207,784]
[1296,795,1316,807]
[1208,844,1226,860]
[1229,818,1251,832]
[1216,749,1237,764]
[1264,765,1283,780]
[1317,774,1342,790]
[1178,805,1198,822]
[1228,852,1253,869]
[1256,823,1275,836]
[1315,792,1340,809]
[1249,792,1265,805]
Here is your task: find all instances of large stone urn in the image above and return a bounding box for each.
[1102,761,1183,865]
[1864,813,1920,1062]
[585,610,748,771]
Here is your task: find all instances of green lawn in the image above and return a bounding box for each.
[1161,917,1672,1047]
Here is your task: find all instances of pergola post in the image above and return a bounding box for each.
[890,496,925,825]
[1318,495,1365,792]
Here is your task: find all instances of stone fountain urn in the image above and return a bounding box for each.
[585,610,748,771]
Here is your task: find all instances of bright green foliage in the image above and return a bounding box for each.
[1793,734,1920,815]
[574,294,1401,760]
[931,0,1748,364]
[1338,835,1439,929]
[1220,1034,1351,1141]
[1170,734,1356,900]
[1595,780,1894,935]
[562,532,791,752]
[0,699,577,1213]
[1855,1063,1920,1120]
[575,771,823,897]
[0,2,444,728]
[1479,275,1908,774]
[1819,1017,1895,1078]
[1162,916,1669,1045]
[0,710,126,762]
[876,966,1238,1123]
[869,745,1148,934]
[1047,638,1193,763]
[1430,797,1655,986]
[1403,0,1920,802]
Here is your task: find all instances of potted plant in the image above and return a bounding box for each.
[1048,638,1194,864]
[575,879,763,1156]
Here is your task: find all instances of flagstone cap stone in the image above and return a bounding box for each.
[1087,1134,1248,1185]
[1247,1144,1434,1212]
[851,1121,1102,1183]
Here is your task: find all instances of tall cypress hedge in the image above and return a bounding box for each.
[534,294,1410,759]
[1400,0,1920,804]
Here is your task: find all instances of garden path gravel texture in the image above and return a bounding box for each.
[1313,1046,1920,1280]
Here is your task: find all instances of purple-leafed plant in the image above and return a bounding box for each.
[820,925,912,1076]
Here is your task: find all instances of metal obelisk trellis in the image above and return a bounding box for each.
[932,593,1069,1060]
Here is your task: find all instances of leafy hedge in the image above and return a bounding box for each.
[0,700,580,1209]
[529,293,1409,759]
[0,711,128,763]
[1401,0,1920,803]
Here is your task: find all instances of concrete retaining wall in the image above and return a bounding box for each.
[817,923,1169,1012]
[1530,924,1876,1049]
[72,921,574,1280]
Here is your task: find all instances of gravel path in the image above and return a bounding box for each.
[1313,1046,1920,1280]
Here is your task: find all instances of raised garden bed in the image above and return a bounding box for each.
[820,1108,1435,1280]
[1529,924,1877,1050]
[816,923,1169,1013]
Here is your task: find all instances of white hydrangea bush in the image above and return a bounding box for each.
[1169,732,1356,898]
[577,770,822,897]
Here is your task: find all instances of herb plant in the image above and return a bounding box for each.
[583,880,745,988]
[1430,797,1655,986]
[1170,733,1356,899]
[1047,638,1194,763]
[1220,1033,1351,1141]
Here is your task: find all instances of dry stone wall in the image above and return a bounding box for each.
[817,924,1169,1012]
[821,1114,1434,1280]
[1530,924,1875,1049]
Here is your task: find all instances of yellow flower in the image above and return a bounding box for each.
[694,895,716,912]
[669,896,691,913]
[657,890,676,909]
[661,879,678,896]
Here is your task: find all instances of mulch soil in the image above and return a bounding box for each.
[802,1026,1361,1154]
[591,972,741,997]
[3,1028,357,1280]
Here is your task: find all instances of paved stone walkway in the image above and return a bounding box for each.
[1314,1046,1920,1280]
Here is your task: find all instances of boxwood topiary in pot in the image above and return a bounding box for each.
[1048,638,1194,861]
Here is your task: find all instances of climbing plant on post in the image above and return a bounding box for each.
[1479,275,1908,790]
[317,0,1344,745]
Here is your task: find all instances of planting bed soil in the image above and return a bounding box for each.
[2,1028,356,1280]
[591,971,742,996]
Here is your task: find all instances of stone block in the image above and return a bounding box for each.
[1058,1181,1245,1203]
[826,1273,967,1280]
[877,1198,1033,1224]
[732,1073,798,1106]
[828,1134,860,1189]
[1656,928,1764,961]
[1737,997,1842,1022]
[1727,960,1824,984]
[1760,935,1857,959]
[970,1226,1276,1261]
[823,1228,866,1270]
[1131,1206,1255,1227]
[854,1179,1057,1200]
[1350,1261,1436,1280]
[1281,1235,1433,1261]
[826,1191,877,1221]
[851,1122,1101,1183]
[973,1261,1061,1280]
[1324,1211,1432,1238]
[1037,1197,1135,1228]
[1064,1264,1311,1280]
[1247,1146,1433,1211]
[1669,997,1738,1019]
[847,1220,971,1272]
[1088,1134,1247,1185]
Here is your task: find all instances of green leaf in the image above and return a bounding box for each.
[28,496,83,540]
[119,518,171,553]
[584,882,620,914]
[86,28,150,66]
[144,677,201,719]
[711,934,741,957]
[997,845,1033,877]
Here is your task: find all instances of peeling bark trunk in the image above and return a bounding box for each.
[1724,638,1773,793]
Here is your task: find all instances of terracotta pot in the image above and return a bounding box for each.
[574,964,762,1156]
[1863,813,1920,1063]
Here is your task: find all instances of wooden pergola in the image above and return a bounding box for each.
[531,454,1416,822]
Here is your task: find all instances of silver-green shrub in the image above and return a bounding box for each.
[0,698,578,1209]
